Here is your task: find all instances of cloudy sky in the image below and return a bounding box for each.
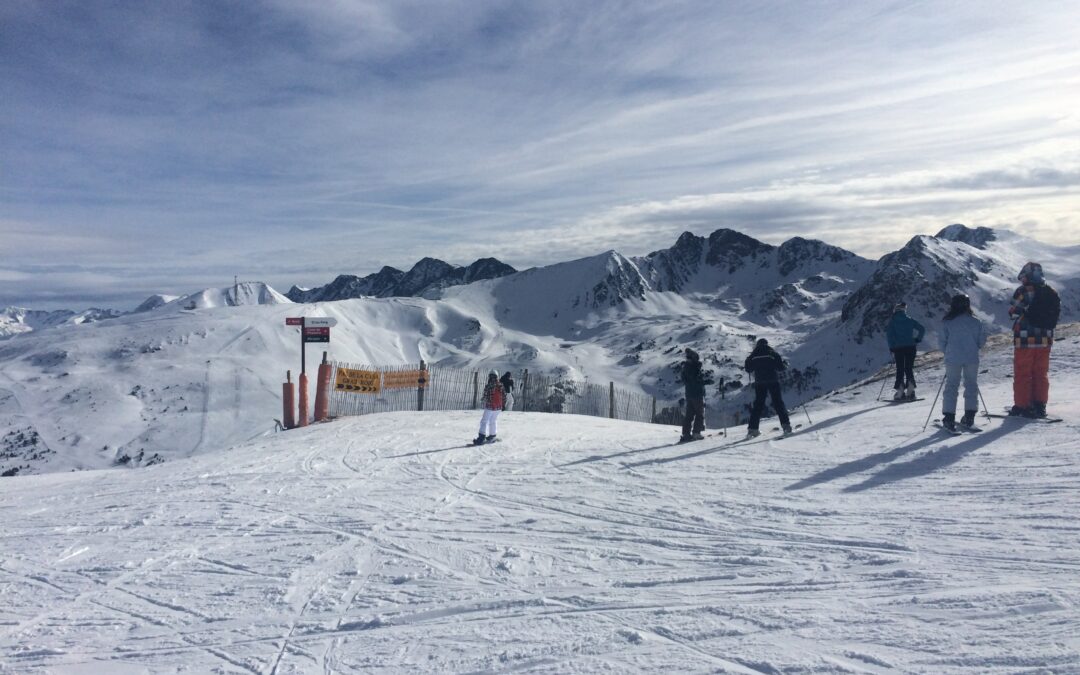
[3,0,1080,309]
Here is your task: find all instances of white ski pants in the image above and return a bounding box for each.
[942,362,979,415]
[479,409,500,436]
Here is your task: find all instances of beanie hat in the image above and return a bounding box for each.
[755,338,768,348]
[684,348,699,360]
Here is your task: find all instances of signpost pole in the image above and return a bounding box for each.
[300,317,306,376]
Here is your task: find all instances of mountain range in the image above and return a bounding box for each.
[1,224,1077,475]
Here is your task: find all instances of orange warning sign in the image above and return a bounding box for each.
[382,370,428,390]
[334,368,381,393]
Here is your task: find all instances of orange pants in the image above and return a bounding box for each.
[1013,348,1050,407]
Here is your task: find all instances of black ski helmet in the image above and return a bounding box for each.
[949,294,970,313]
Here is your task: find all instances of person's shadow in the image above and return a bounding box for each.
[842,421,1017,492]
[784,431,937,491]
[786,419,1019,492]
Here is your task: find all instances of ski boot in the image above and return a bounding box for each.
[960,410,976,429]
[485,434,497,444]
[1032,402,1047,419]
[904,385,916,401]
[781,424,793,436]
[941,412,957,432]
[691,432,705,441]
[472,434,487,446]
[746,428,761,438]
[1008,405,1034,418]
[678,436,692,444]
[893,388,904,401]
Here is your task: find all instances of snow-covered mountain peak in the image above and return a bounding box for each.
[935,223,997,249]
[174,281,292,310]
[775,236,868,278]
[289,258,516,303]
[704,228,773,271]
[132,294,180,314]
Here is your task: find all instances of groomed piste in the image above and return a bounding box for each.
[1,333,1078,673]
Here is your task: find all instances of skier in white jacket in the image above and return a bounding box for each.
[940,294,987,431]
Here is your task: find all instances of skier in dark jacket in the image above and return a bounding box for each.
[500,371,515,411]
[744,338,792,437]
[680,348,707,442]
[1008,261,1060,418]
[885,302,926,400]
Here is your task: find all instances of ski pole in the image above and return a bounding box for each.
[877,375,888,401]
[922,375,946,430]
[977,385,991,418]
[801,404,812,425]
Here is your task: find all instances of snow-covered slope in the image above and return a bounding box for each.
[2,331,1078,672]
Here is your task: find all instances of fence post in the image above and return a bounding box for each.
[522,369,529,412]
[417,360,427,411]
[651,396,657,424]
[609,382,615,419]
[471,371,479,409]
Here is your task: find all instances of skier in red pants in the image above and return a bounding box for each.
[1008,262,1060,418]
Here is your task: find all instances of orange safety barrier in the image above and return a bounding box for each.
[314,361,331,422]
[282,371,296,430]
[298,372,310,427]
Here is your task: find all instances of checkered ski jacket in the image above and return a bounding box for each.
[1009,283,1054,348]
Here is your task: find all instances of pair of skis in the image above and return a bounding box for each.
[934,407,1063,435]
[676,423,803,445]
[983,407,1063,424]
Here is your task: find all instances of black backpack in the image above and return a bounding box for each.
[1026,285,1060,330]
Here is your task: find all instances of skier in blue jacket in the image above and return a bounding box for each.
[885,302,926,400]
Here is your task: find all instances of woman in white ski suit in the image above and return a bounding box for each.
[940,294,987,430]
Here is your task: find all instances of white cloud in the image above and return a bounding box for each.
[3,0,1080,307]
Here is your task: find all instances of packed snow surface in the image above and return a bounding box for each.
[1,335,1078,672]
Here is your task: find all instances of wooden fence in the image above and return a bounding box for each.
[327,361,681,426]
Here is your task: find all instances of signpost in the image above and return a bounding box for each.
[285,317,338,374]
[283,316,339,428]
